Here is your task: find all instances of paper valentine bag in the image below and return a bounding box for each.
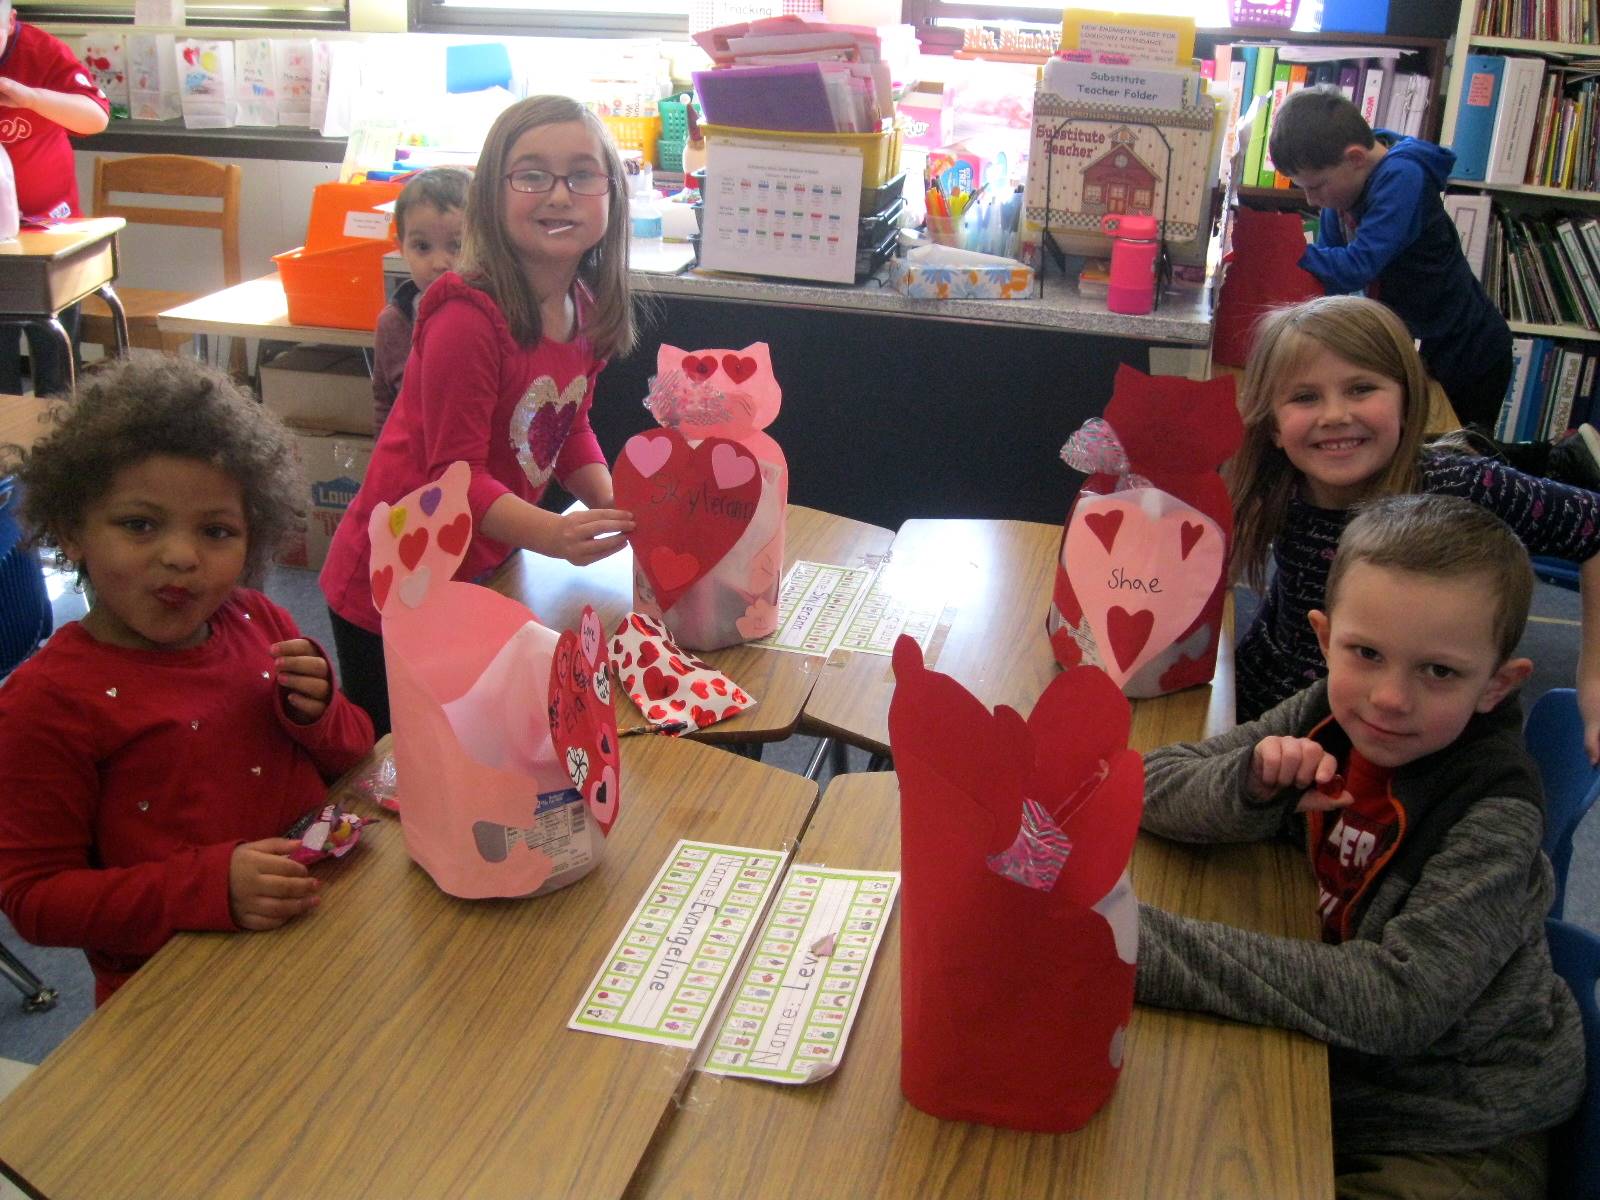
[369,462,621,899]
[888,638,1143,1131]
[613,342,788,652]
[1047,366,1244,697]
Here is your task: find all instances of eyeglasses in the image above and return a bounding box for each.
[503,169,612,196]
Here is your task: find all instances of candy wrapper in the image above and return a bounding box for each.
[368,462,620,899]
[610,611,754,734]
[888,636,1144,1131]
[612,342,788,652]
[1047,366,1243,697]
[285,802,375,865]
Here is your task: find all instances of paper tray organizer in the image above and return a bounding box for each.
[692,196,904,284]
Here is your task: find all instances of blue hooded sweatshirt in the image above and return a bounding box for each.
[1299,132,1510,401]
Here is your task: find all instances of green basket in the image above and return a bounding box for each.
[656,138,684,172]
[659,93,695,143]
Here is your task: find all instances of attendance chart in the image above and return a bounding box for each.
[699,142,864,285]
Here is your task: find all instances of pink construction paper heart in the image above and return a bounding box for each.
[1063,489,1224,687]
[625,434,673,478]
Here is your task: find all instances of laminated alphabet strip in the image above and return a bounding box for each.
[836,572,945,657]
[704,865,900,1084]
[570,840,786,1049]
[751,560,877,656]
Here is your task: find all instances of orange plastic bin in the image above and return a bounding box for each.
[274,180,404,331]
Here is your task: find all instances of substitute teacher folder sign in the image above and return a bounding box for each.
[701,140,864,285]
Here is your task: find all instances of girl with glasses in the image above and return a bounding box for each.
[320,95,638,736]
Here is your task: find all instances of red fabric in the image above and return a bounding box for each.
[320,274,608,633]
[888,639,1144,1131]
[0,590,374,1004]
[1212,206,1325,368]
[1312,749,1400,942]
[1050,366,1243,694]
[0,22,109,220]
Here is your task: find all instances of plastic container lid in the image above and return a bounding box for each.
[1101,213,1159,240]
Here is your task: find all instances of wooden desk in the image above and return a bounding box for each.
[802,518,1236,757]
[157,273,377,350]
[0,219,129,391]
[487,504,894,746]
[0,393,51,449]
[0,735,819,1200]
[631,771,1332,1200]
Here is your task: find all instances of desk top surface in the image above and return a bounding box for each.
[803,518,1235,756]
[157,275,377,349]
[0,218,124,261]
[159,268,1212,348]
[633,771,1332,1200]
[486,504,893,744]
[0,393,52,450]
[0,736,820,1200]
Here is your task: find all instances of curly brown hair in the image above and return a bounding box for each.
[0,356,303,585]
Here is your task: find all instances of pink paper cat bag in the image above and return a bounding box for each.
[612,342,788,651]
[369,462,621,899]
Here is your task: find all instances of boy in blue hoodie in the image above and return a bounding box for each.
[1269,84,1599,488]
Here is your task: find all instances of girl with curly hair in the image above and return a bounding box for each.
[0,355,373,1005]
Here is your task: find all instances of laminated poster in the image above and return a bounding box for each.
[753,560,944,658]
[570,841,785,1048]
[704,865,899,1084]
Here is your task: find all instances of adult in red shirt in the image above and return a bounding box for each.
[0,0,110,395]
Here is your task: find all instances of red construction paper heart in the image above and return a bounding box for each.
[613,429,762,611]
[437,512,470,557]
[371,565,394,610]
[548,608,621,836]
[722,353,757,383]
[398,527,429,570]
[1083,510,1123,554]
[682,354,717,382]
[1105,606,1155,672]
[1179,521,1204,560]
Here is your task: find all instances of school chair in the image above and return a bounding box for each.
[0,477,59,1012]
[1547,917,1600,1199]
[78,154,243,363]
[1528,689,1600,919]
[1534,556,1581,592]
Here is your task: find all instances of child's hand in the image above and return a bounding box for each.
[271,639,332,725]
[1249,736,1345,808]
[228,838,320,931]
[550,508,634,566]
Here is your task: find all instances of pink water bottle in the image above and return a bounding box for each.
[1102,213,1160,315]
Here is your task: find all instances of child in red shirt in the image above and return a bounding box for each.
[0,356,374,1005]
[0,0,111,395]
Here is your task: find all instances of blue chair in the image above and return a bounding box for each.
[0,474,52,677]
[1548,918,1600,1199]
[1529,689,1600,920]
[1535,556,1581,593]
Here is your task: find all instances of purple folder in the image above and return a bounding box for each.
[692,65,838,133]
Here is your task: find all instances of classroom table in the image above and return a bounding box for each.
[485,503,894,746]
[157,273,377,352]
[631,771,1333,1200]
[0,219,130,393]
[802,517,1236,758]
[0,393,51,449]
[0,735,821,1200]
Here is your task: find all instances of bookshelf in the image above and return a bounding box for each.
[1441,0,1600,344]
[1194,28,1448,209]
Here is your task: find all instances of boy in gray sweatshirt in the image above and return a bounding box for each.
[1137,493,1582,1198]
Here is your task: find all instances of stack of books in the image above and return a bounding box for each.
[1495,336,1600,442]
[1483,208,1600,333]
[1473,0,1598,44]
[1212,43,1433,191]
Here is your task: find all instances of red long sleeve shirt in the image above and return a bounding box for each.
[0,589,374,1004]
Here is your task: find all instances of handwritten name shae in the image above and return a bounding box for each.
[1107,566,1162,594]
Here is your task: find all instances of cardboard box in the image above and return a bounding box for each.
[260,346,375,437]
[899,83,952,150]
[275,427,375,571]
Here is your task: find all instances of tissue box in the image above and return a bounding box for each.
[890,255,1035,299]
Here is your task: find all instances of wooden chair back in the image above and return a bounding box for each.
[92,154,243,288]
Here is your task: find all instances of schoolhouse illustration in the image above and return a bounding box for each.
[1081,127,1157,217]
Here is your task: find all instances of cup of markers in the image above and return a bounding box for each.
[922,161,1021,258]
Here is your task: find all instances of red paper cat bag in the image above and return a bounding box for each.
[368,462,620,899]
[888,637,1143,1131]
[1047,366,1243,696]
[612,342,788,651]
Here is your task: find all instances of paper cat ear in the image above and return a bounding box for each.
[367,460,474,620]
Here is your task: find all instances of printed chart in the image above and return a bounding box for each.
[756,560,944,658]
[706,865,900,1085]
[699,142,865,284]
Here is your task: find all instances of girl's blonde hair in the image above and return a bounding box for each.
[458,95,635,359]
[1227,295,1432,591]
